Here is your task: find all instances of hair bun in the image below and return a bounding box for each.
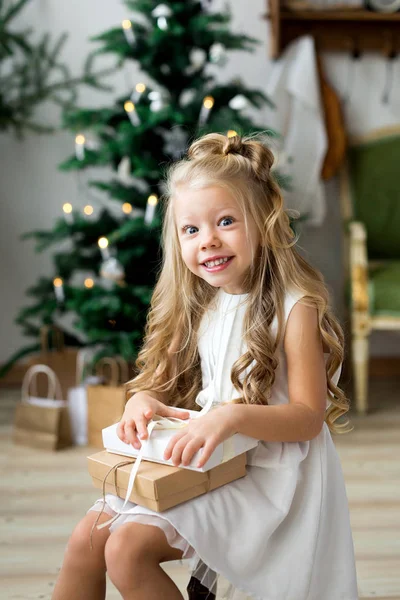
[222,135,243,156]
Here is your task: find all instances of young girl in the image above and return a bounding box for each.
[52,133,358,600]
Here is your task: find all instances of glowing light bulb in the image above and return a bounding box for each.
[122,19,135,45]
[63,203,72,214]
[122,202,133,214]
[84,205,94,216]
[144,195,159,225]
[227,130,238,138]
[98,236,110,260]
[199,96,215,126]
[53,277,65,302]
[75,134,85,160]
[84,278,94,289]
[124,101,140,125]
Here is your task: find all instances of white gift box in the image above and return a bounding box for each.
[102,407,259,473]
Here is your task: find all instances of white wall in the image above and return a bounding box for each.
[1,0,399,362]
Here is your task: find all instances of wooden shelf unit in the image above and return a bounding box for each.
[265,1,400,58]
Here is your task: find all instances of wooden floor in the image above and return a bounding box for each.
[1,378,399,600]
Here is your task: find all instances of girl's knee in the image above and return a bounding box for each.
[64,512,110,570]
[105,523,164,588]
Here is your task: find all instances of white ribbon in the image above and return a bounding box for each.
[96,390,233,530]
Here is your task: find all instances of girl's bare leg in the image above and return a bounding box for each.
[52,510,112,600]
[105,522,184,600]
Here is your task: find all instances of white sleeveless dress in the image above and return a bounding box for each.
[89,288,359,600]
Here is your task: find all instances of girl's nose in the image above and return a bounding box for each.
[200,229,221,250]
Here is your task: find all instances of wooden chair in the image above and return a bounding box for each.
[340,125,400,413]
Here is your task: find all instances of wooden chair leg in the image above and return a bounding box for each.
[187,575,216,600]
[352,332,370,414]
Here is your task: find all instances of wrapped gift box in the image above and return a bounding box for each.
[88,450,247,512]
[102,407,259,472]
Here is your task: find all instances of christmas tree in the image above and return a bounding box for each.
[2,0,278,375]
[0,0,114,137]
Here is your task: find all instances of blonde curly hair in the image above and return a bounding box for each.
[126,132,352,435]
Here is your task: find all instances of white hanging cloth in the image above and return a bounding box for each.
[265,35,327,227]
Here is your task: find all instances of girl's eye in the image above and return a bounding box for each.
[183,225,198,235]
[220,217,234,227]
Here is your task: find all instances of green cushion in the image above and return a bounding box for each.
[348,133,400,259]
[368,261,400,317]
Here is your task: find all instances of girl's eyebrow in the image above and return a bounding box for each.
[178,206,239,221]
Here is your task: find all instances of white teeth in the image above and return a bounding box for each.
[204,257,230,268]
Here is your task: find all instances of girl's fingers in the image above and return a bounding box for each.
[196,441,215,469]
[181,438,204,467]
[116,420,126,441]
[170,435,191,467]
[124,420,141,448]
[135,414,149,440]
[163,431,186,460]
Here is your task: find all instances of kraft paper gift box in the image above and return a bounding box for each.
[88,450,247,512]
[102,407,259,472]
[87,357,129,448]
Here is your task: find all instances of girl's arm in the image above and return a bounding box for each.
[224,302,328,443]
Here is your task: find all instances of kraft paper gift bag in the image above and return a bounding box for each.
[87,357,129,448]
[67,347,102,446]
[28,325,80,401]
[14,364,72,451]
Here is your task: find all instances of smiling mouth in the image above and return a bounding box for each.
[202,256,234,271]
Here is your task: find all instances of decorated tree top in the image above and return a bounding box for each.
[2,0,279,376]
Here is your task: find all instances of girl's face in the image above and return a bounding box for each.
[174,185,261,295]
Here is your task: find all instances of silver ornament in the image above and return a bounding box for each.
[228,94,249,111]
[185,48,207,75]
[100,257,125,282]
[179,89,197,107]
[152,4,172,30]
[160,127,189,159]
[209,43,227,66]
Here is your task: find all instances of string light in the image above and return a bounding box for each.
[75,134,85,160]
[83,205,94,216]
[122,19,135,45]
[131,83,146,103]
[227,130,238,138]
[98,237,110,260]
[53,277,65,303]
[62,203,73,223]
[122,202,133,214]
[199,96,214,126]
[144,194,158,226]
[84,278,94,289]
[124,101,140,125]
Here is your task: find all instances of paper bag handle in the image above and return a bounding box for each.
[40,325,64,353]
[22,364,63,402]
[95,356,129,387]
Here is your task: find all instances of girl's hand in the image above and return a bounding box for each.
[163,405,237,469]
[117,391,190,449]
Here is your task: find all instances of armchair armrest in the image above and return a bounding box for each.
[349,221,369,314]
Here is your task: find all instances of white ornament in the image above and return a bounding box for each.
[100,257,125,282]
[179,89,196,107]
[160,127,189,159]
[149,90,165,112]
[152,4,172,30]
[209,43,227,66]
[185,48,207,75]
[228,94,249,111]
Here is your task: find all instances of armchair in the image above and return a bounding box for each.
[340,126,400,413]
